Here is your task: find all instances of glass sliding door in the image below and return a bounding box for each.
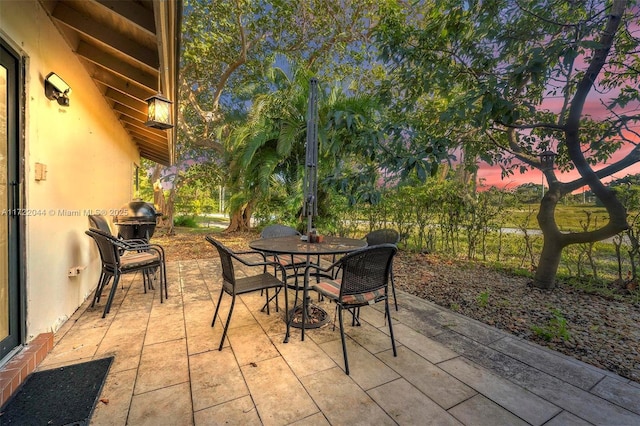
[0,41,21,361]
[0,54,8,345]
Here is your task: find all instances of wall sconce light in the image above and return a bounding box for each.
[44,72,71,106]
[144,93,173,130]
[539,150,556,170]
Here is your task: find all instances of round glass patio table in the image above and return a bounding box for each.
[249,235,366,340]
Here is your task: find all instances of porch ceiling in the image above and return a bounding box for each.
[38,0,181,166]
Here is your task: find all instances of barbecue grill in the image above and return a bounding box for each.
[113,201,159,240]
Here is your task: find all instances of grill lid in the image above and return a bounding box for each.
[114,201,158,224]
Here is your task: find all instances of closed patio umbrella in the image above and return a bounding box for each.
[303,78,319,236]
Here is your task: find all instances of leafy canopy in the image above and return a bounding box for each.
[375,0,640,184]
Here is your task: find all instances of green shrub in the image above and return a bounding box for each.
[174,215,199,228]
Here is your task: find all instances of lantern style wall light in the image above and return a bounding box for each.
[44,72,71,106]
[145,93,173,130]
[540,150,556,170]
[539,150,556,198]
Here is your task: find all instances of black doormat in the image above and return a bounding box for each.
[0,356,113,425]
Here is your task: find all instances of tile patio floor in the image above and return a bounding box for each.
[40,258,640,425]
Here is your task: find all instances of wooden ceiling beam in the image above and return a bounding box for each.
[126,126,168,145]
[131,135,167,151]
[95,0,156,34]
[51,2,158,70]
[114,103,148,122]
[123,122,167,141]
[90,66,155,101]
[131,134,169,154]
[77,41,157,90]
[119,115,167,138]
[103,87,146,110]
[135,148,166,164]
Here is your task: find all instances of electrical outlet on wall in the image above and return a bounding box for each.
[68,266,85,277]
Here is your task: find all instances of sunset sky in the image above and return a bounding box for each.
[476,83,640,190]
[476,140,640,191]
[476,156,640,191]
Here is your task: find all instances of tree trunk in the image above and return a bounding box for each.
[150,165,170,231]
[533,180,628,288]
[166,187,176,235]
[153,180,168,227]
[533,187,564,289]
[533,236,564,289]
[225,202,253,232]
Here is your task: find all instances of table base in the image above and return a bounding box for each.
[289,304,330,329]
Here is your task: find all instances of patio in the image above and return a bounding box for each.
[40,257,640,425]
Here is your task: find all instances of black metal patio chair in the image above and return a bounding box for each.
[85,228,167,318]
[260,224,307,270]
[365,228,400,310]
[88,214,114,235]
[205,235,290,350]
[306,243,398,375]
[259,224,309,302]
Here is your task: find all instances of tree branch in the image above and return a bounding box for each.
[563,142,640,193]
[497,121,565,131]
[564,0,626,204]
[211,8,250,110]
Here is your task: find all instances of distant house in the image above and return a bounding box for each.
[0,0,181,380]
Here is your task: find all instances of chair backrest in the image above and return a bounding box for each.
[365,228,399,246]
[86,228,121,270]
[337,244,397,298]
[88,215,113,235]
[260,224,300,239]
[205,236,236,286]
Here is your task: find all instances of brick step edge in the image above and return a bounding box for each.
[0,333,54,407]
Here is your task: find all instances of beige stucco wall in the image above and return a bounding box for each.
[0,1,141,339]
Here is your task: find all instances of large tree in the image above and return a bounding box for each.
[176,0,386,232]
[227,61,387,231]
[375,0,640,288]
